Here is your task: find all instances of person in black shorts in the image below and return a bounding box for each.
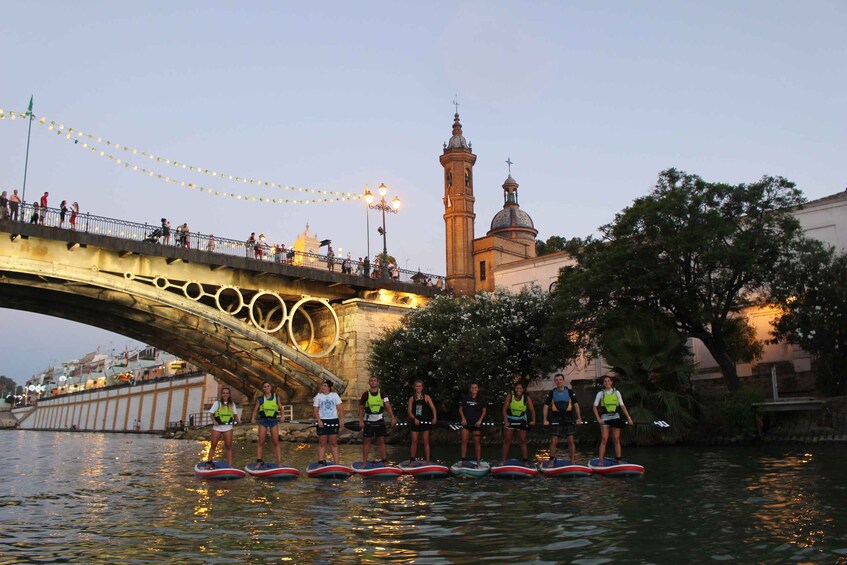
[406,380,438,463]
[501,379,536,464]
[459,383,487,466]
[358,376,397,462]
[542,373,583,465]
[313,380,344,465]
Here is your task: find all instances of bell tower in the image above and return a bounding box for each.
[440,112,477,295]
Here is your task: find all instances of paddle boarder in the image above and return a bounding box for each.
[358,376,397,463]
[592,375,634,465]
[542,373,583,465]
[406,380,438,464]
[313,379,344,466]
[251,381,286,469]
[203,386,240,469]
[501,379,536,465]
[458,382,487,466]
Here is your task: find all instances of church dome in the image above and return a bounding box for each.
[490,207,535,231]
[487,174,537,241]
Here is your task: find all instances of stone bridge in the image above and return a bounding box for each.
[0,216,440,403]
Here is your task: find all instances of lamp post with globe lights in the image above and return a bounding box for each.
[365,183,400,280]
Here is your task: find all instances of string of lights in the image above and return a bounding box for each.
[0,106,361,205]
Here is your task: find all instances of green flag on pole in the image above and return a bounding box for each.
[25,95,33,117]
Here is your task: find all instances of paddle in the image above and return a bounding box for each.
[287,420,340,430]
[577,419,670,428]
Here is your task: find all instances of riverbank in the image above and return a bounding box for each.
[161,420,847,447]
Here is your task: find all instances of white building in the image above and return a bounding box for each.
[495,189,847,387]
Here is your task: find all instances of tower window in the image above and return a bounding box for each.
[479,260,486,281]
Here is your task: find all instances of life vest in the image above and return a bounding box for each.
[214,401,235,424]
[598,388,620,415]
[364,390,385,415]
[258,394,279,418]
[507,394,528,422]
[550,388,572,413]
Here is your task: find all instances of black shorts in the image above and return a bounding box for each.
[505,419,529,431]
[317,418,339,436]
[551,420,576,438]
[411,422,433,432]
[464,425,482,433]
[363,420,387,438]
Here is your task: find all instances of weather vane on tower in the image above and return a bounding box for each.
[453,94,460,114]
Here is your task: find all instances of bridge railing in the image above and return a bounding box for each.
[11,202,445,286]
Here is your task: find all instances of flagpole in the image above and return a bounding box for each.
[21,95,34,206]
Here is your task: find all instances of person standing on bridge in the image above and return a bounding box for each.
[326,245,335,272]
[8,189,21,221]
[70,202,79,230]
[162,218,171,245]
[0,191,8,220]
[39,192,48,225]
[251,381,285,469]
[204,386,240,469]
[59,200,68,227]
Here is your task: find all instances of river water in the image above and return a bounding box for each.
[1,431,846,564]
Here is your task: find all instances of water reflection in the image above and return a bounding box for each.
[1,434,846,564]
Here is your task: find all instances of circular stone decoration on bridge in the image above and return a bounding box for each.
[215,285,245,314]
[183,281,205,301]
[153,276,170,290]
[286,297,340,359]
[248,290,288,334]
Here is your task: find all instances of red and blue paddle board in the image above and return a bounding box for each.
[490,458,538,479]
[244,462,300,480]
[398,460,450,479]
[194,461,247,480]
[307,462,354,479]
[352,461,403,478]
[589,457,645,477]
[539,458,592,478]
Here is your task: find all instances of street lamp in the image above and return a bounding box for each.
[365,182,400,280]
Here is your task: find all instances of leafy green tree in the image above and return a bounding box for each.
[368,286,579,418]
[550,168,806,391]
[536,235,568,256]
[771,244,847,395]
[599,314,699,442]
[0,375,17,396]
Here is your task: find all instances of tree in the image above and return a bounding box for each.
[771,244,847,395]
[599,314,700,442]
[536,235,567,256]
[550,168,806,391]
[368,286,579,416]
[0,375,17,396]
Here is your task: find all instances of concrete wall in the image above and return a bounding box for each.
[18,373,216,432]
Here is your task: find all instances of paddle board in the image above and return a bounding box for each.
[539,458,592,478]
[194,461,247,480]
[588,457,645,477]
[307,462,354,479]
[490,459,539,479]
[398,460,450,479]
[449,460,491,479]
[352,461,403,478]
[244,462,300,480]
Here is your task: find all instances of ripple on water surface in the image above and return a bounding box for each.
[1,433,846,563]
